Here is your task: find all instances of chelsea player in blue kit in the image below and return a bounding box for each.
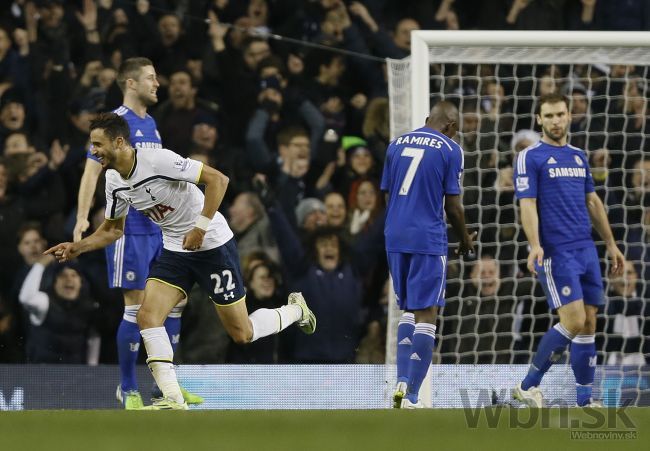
[513,93,625,407]
[381,101,475,408]
[73,58,202,409]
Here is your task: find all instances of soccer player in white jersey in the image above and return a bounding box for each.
[47,113,316,410]
[73,58,200,409]
[512,93,625,407]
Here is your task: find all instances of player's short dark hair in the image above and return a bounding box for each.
[116,57,154,93]
[90,112,131,141]
[537,92,569,114]
[277,126,309,147]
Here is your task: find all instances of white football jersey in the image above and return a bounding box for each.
[105,148,233,252]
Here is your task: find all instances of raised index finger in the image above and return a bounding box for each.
[44,244,63,255]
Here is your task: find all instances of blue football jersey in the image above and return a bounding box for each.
[87,105,163,235]
[513,141,595,255]
[381,126,464,255]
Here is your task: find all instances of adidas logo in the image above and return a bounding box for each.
[409,353,421,361]
[399,337,412,346]
[135,129,144,137]
[547,157,557,164]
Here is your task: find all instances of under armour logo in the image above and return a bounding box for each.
[224,292,235,300]
[399,337,412,346]
[171,334,180,344]
[145,187,157,201]
[589,356,597,367]
[409,353,421,361]
[129,342,140,352]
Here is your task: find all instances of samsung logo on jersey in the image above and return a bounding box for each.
[549,167,586,178]
[395,135,443,148]
[135,142,162,149]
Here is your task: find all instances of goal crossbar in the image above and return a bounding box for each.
[410,30,650,130]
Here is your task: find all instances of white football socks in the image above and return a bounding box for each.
[249,305,302,342]
[140,327,184,404]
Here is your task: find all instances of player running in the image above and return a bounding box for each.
[50,113,316,410]
[74,58,201,409]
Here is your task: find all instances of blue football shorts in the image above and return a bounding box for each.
[535,245,604,310]
[106,232,162,290]
[387,252,447,310]
[147,238,246,306]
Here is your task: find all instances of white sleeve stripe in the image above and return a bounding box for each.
[518,148,528,174]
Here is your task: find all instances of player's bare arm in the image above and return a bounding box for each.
[519,197,543,274]
[585,191,625,276]
[73,158,103,242]
[443,193,476,256]
[182,165,230,251]
[46,217,125,262]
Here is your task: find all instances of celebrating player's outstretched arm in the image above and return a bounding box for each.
[585,191,625,276]
[46,217,125,263]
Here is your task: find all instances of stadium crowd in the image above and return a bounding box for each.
[0,0,648,366]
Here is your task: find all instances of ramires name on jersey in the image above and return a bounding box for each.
[135,141,163,150]
[394,134,443,149]
[549,167,587,178]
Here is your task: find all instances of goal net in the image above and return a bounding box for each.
[386,31,650,407]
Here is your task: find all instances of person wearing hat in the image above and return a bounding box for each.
[294,197,327,232]
[331,135,379,203]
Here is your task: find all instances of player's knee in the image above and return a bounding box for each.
[562,313,586,336]
[230,329,252,345]
[582,314,597,335]
[228,323,253,345]
[136,305,159,330]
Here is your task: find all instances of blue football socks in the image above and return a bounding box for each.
[522,323,575,390]
[116,306,141,392]
[406,322,436,404]
[571,334,596,406]
[164,316,182,354]
[396,313,415,384]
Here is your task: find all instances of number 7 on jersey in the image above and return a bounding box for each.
[399,147,424,195]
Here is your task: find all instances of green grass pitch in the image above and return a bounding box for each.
[0,408,648,451]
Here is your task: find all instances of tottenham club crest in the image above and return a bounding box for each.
[574,155,583,166]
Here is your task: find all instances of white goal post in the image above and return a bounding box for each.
[386,30,650,408]
[409,30,650,132]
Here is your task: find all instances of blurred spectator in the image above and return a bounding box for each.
[19,257,100,364]
[361,97,389,163]
[228,191,279,263]
[603,262,648,364]
[5,139,67,242]
[0,157,25,293]
[348,178,382,237]
[295,197,327,233]
[227,258,285,363]
[331,135,379,201]
[324,191,347,228]
[154,69,218,156]
[441,255,516,363]
[0,290,22,362]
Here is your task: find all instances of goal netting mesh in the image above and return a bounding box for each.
[386,31,650,406]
